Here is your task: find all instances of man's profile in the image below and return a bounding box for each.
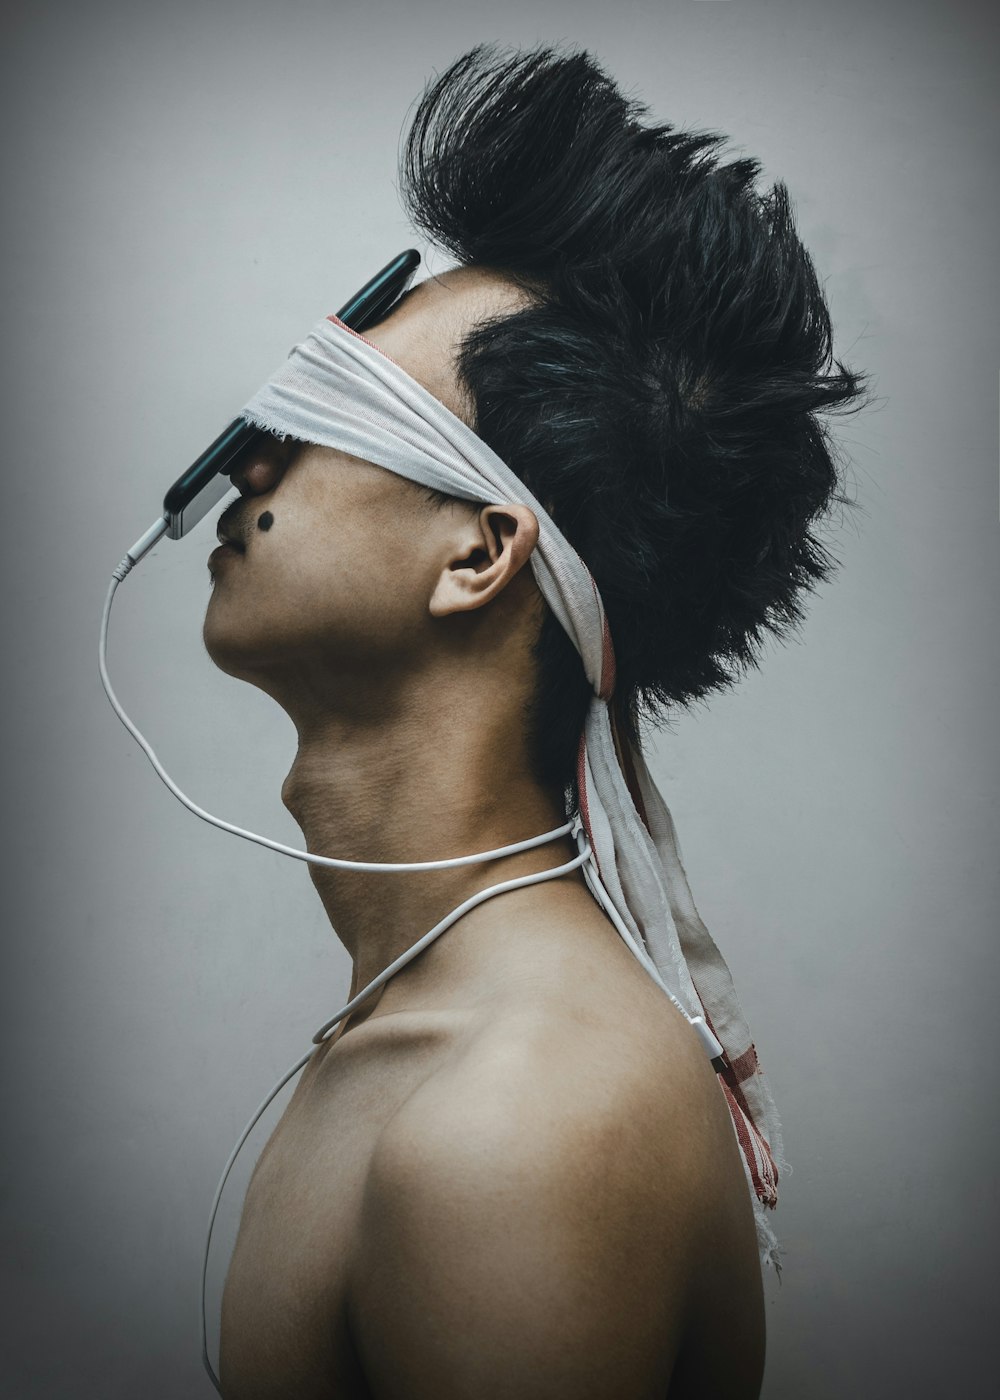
[202,43,867,1400]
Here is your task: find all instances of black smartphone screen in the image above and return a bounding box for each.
[162,249,421,539]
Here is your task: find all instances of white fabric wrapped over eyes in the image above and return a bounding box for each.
[240,313,789,1273]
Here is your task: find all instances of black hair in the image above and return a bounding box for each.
[398,43,872,804]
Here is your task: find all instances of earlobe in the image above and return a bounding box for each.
[428,504,538,618]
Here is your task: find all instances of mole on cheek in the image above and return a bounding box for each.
[257,511,274,532]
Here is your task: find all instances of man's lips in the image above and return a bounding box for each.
[215,497,248,553]
[212,532,245,554]
[208,541,244,570]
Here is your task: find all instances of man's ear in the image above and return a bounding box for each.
[428,504,539,618]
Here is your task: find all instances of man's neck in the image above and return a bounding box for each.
[279,693,586,1026]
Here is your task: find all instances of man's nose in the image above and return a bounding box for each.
[228,438,291,497]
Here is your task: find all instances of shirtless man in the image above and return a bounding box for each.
[202,42,865,1400]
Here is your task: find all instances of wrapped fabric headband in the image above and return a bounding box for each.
[240,312,788,1273]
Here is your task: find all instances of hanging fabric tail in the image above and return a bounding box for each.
[595,703,791,1273]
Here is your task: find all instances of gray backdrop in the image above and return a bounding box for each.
[2,1,997,1396]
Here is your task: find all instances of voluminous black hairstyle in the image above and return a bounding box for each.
[397,43,871,802]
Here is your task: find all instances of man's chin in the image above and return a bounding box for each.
[202,618,295,702]
[202,615,258,682]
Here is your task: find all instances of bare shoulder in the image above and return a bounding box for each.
[347,987,762,1398]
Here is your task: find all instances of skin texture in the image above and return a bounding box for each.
[204,266,765,1399]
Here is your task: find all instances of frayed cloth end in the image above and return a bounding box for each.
[754,1196,785,1284]
[239,410,294,443]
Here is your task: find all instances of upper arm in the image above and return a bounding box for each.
[346,1056,704,1400]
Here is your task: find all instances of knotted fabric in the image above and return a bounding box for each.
[240,313,789,1273]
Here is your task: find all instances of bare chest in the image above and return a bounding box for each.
[216,1001,765,1400]
[219,1019,459,1400]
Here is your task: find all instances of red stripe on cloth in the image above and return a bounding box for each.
[579,567,616,699]
[720,1081,779,1209]
[704,1011,779,1207]
[325,314,408,371]
[600,621,616,700]
[729,1043,761,1084]
[720,1079,758,1172]
[590,602,644,843]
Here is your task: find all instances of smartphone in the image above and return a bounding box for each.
[161,248,422,540]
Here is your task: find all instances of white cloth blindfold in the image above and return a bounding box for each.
[240,312,788,1273]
